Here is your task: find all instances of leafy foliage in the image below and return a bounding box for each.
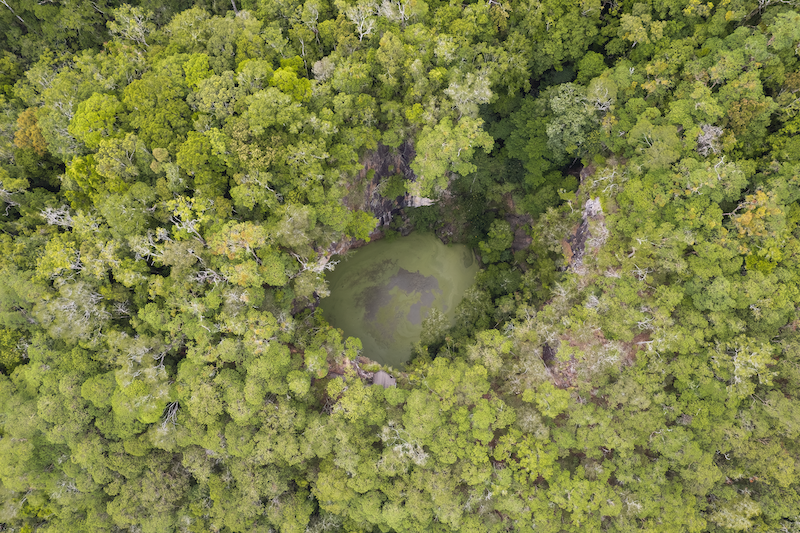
[2,0,800,532]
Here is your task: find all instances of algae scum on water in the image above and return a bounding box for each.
[321,233,479,368]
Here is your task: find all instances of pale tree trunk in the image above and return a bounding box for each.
[1,0,27,27]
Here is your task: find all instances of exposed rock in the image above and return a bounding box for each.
[542,343,556,365]
[506,213,534,252]
[565,197,605,271]
[373,370,397,388]
[320,141,431,259]
[583,197,603,219]
[344,141,419,228]
[407,195,436,207]
[563,166,608,271]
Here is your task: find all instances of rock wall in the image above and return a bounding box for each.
[563,167,608,271]
[346,141,417,226]
[327,141,437,256]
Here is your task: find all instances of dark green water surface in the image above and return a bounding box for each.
[321,233,479,368]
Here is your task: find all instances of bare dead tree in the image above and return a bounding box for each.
[40,206,74,227]
[161,401,180,430]
[0,0,27,27]
[697,124,723,157]
[193,269,228,285]
[0,187,20,214]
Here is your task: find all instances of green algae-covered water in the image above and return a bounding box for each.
[321,233,479,368]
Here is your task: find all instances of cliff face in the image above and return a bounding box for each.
[346,141,416,226]
[328,141,436,255]
[560,166,608,272]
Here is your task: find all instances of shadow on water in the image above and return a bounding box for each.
[321,233,479,368]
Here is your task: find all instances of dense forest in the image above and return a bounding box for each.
[2,0,800,530]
